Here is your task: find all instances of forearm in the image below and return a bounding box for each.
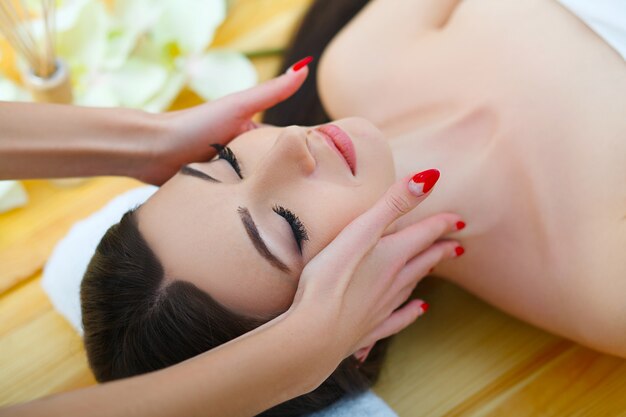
[2,310,338,417]
[0,102,163,181]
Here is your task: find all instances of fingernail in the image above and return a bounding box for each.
[408,169,440,197]
[456,221,466,230]
[429,267,434,274]
[420,302,429,314]
[289,56,313,72]
[455,246,465,257]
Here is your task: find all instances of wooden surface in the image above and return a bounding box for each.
[1,1,626,415]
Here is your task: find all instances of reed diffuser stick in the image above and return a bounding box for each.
[0,0,72,104]
[1,0,81,185]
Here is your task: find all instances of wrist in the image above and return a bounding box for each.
[113,109,169,182]
[280,306,348,385]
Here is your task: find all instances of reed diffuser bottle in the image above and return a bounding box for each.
[1,1,84,186]
[0,0,73,104]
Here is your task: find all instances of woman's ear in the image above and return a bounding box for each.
[353,343,376,364]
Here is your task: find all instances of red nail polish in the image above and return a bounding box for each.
[420,302,429,313]
[455,246,465,257]
[456,221,466,230]
[429,267,434,273]
[408,169,440,196]
[292,56,313,72]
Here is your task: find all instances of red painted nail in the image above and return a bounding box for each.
[455,246,465,256]
[420,302,429,313]
[408,169,440,196]
[291,56,313,72]
[429,267,434,273]
[456,221,466,230]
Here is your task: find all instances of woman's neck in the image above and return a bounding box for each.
[384,105,512,236]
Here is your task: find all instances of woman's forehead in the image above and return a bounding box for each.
[136,176,295,316]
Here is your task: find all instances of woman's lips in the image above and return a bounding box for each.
[315,124,357,175]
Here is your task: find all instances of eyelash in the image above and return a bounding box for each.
[211,144,308,253]
[273,205,309,254]
[210,144,243,179]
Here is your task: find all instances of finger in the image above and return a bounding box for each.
[364,299,427,345]
[392,240,461,294]
[353,344,375,364]
[224,57,311,116]
[383,212,464,263]
[325,169,441,261]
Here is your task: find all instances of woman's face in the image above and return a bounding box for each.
[138,117,394,317]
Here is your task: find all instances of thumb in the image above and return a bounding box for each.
[226,56,313,117]
[323,169,442,263]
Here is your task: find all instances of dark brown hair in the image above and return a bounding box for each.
[81,208,388,416]
[81,0,393,414]
[263,0,372,127]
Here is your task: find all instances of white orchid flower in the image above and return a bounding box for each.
[2,0,257,111]
[0,76,30,101]
[0,0,257,206]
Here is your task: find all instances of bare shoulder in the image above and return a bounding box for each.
[318,0,626,126]
[574,219,626,358]
[317,0,463,124]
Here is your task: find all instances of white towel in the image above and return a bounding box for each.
[310,391,396,417]
[557,0,626,61]
[42,186,158,335]
[41,185,397,417]
[0,180,28,213]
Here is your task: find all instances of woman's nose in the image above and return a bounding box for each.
[252,126,316,184]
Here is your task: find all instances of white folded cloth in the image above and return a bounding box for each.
[41,185,398,416]
[310,391,397,417]
[557,0,626,60]
[0,180,28,213]
[42,186,158,334]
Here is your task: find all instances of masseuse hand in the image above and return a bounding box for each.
[290,170,464,363]
[141,58,311,185]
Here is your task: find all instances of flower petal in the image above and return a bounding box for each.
[142,70,186,113]
[110,57,169,108]
[0,77,30,101]
[105,0,165,69]
[77,74,120,107]
[187,50,257,101]
[76,57,169,108]
[56,0,110,70]
[51,0,94,32]
[151,0,226,54]
[112,0,163,33]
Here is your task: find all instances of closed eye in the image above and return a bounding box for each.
[210,144,243,179]
[206,145,308,256]
[273,205,309,254]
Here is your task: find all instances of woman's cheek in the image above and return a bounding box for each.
[306,202,364,256]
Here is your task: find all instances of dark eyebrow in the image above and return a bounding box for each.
[237,207,291,273]
[179,165,221,183]
[179,166,290,272]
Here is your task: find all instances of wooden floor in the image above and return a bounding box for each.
[2,1,626,416]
